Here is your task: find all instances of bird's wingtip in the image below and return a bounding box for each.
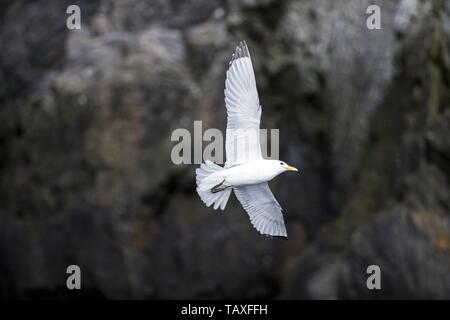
[229,40,250,65]
[263,233,288,240]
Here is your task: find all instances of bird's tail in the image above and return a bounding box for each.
[196,160,232,210]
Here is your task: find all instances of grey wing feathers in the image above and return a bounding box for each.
[233,183,288,238]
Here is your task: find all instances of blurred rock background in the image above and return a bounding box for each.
[0,0,449,299]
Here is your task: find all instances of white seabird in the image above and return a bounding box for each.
[196,40,298,239]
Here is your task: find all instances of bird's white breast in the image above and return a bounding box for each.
[222,160,279,187]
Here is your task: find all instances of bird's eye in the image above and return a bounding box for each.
[280,162,283,165]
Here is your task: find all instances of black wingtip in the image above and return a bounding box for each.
[266,234,288,240]
[229,40,251,66]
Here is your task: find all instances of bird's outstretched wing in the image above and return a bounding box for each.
[224,41,262,167]
[234,183,288,238]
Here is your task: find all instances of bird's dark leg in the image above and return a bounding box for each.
[211,179,228,193]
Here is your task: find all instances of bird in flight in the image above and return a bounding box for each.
[196,40,298,239]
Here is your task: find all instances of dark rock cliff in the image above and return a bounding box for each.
[0,0,449,298]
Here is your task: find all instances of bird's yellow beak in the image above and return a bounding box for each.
[287,165,298,172]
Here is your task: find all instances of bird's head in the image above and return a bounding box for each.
[278,161,298,173]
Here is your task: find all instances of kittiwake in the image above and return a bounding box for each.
[196,40,298,239]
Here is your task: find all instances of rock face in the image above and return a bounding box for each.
[0,0,449,299]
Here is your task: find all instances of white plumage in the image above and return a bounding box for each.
[196,41,298,239]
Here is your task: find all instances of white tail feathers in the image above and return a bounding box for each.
[196,160,232,210]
